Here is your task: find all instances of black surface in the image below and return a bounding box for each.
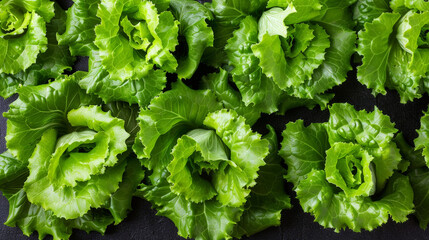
[2,0,429,239]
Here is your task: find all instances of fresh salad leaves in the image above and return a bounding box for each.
[0,3,74,99]
[202,0,356,114]
[356,0,429,102]
[1,74,144,238]
[280,103,414,232]
[133,82,290,240]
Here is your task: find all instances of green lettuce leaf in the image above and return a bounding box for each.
[0,0,54,74]
[225,15,284,114]
[108,157,145,224]
[353,0,391,29]
[217,0,355,113]
[24,105,129,219]
[356,1,429,102]
[201,69,262,125]
[170,0,214,79]
[415,107,429,167]
[327,103,401,190]
[409,168,429,229]
[5,189,114,240]
[133,82,273,239]
[94,0,179,81]
[0,4,74,99]
[296,170,413,232]
[279,120,329,186]
[232,125,291,237]
[281,103,413,232]
[56,0,101,56]
[79,50,167,106]
[4,74,100,162]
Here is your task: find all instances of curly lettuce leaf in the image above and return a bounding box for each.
[94,0,179,81]
[0,0,54,74]
[56,0,100,56]
[409,168,429,229]
[353,0,391,29]
[225,15,284,114]
[415,108,429,167]
[0,4,73,99]
[5,189,114,240]
[232,125,291,238]
[138,175,242,240]
[4,74,100,162]
[356,12,399,95]
[327,103,401,190]
[279,120,329,186]
[201,69,262,125]
[170,0,214,79]
[281,103,412,232]
[297,170,414,232]
[325,142,376,198]
[24,105,130,219]
[108,157,144,224]
[79,50,167,105]
[356,4,429,102]
[220,0,355,112]
[203,109,268,207]
[209,0,268,26]
[0,152,28,197]
[102,102,140,146]
[134,81,271,239]
[133,81,223,161]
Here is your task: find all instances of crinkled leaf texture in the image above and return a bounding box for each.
[94,0,179,81]
[201,68,261,125]
[0,0,54,74]
[79,50,167,106]
[170,0,214,79]
[221,0,354,114]
[0,4,74,98]
[2,76,144,238]
[0,154,143,240]
[356,1,429,102]
[133,82,289,239]
[4,74,100,162]
[56,0,101,56]
[280,103,414,232]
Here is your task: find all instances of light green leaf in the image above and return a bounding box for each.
[79,50,167,105]
[279,120,329,186]
[357,12,401,95]
[297,170,413,232]
[56,0,101,56]
[4,74,101,162]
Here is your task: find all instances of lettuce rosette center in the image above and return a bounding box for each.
[167,129,230,203]
[325,142,376,198]
[120,16,153,51]
[0,5,31,36]
[23,105,130,219]
[94,0,179,81]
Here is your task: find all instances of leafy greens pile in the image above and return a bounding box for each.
[1,0,429,239]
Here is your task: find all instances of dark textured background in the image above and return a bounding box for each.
[1,0,429,239]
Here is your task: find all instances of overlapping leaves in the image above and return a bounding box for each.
[356,0,429,102]
[280,103,414,232]
[133,82,290,240]
[1,75,144,239]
